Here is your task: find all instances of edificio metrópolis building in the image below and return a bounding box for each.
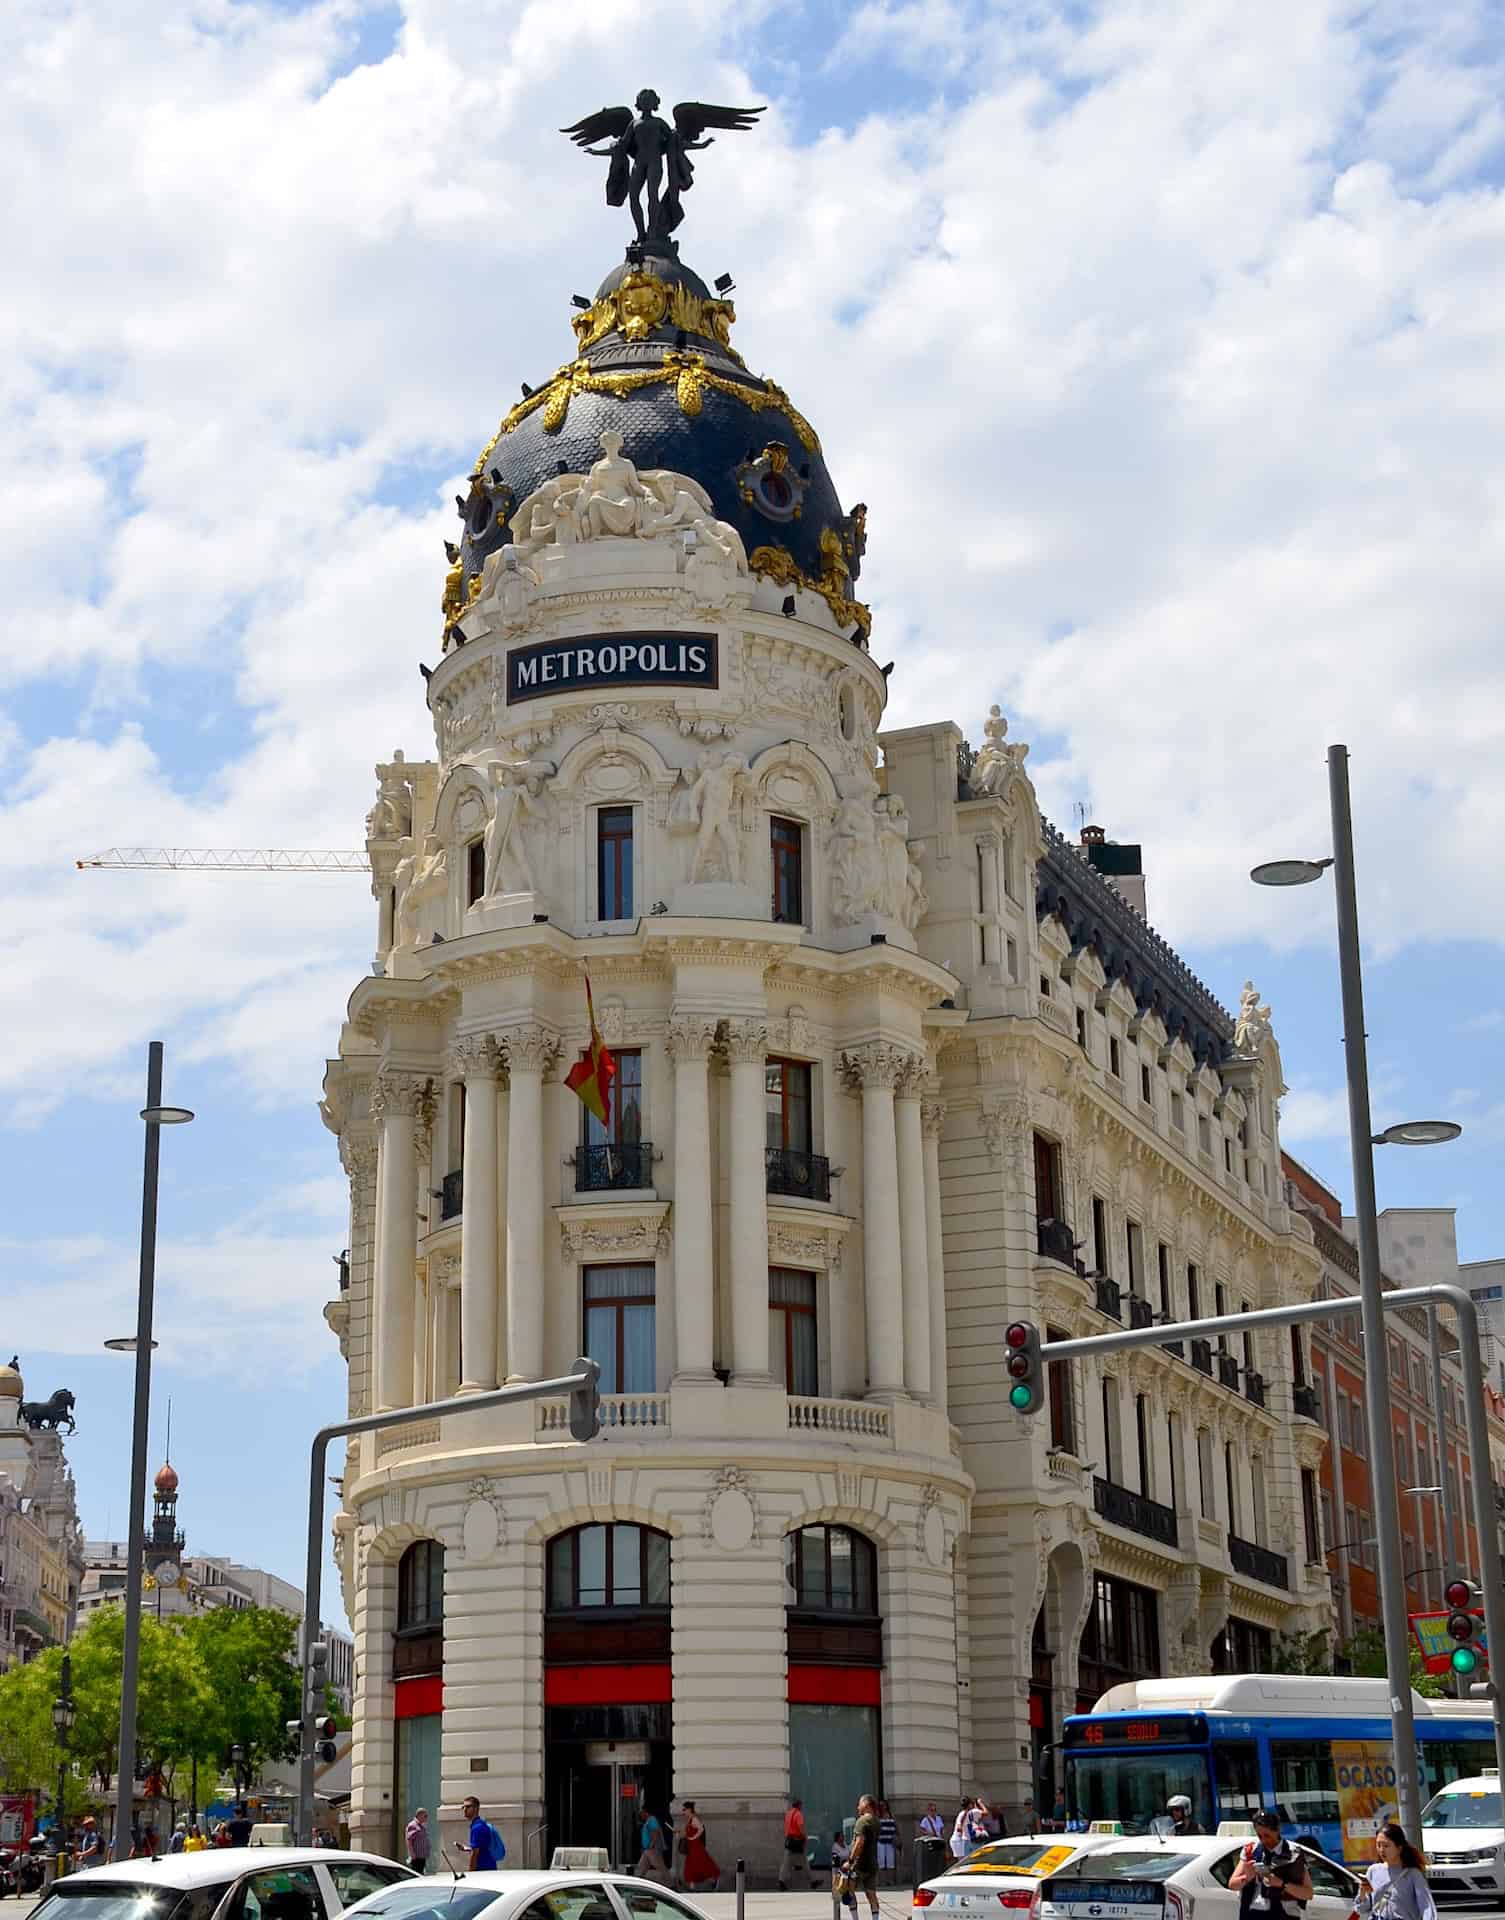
[318,130,1333,1874]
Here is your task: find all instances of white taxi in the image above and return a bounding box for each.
[1035,1832,1363,1920]
[913,1837,1117,1915]
[1421,1771,1505,1904]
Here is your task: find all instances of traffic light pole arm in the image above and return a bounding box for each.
[296,1363,600,1846]
[1042,1281,1505,1790]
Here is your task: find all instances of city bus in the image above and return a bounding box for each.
[1061,1676,1496,1862]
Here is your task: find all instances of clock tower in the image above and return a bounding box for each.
[145,1459,185,1594]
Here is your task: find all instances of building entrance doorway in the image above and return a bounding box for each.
[544,1707,672,1865]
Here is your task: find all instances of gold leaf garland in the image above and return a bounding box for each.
[749,535,872,638]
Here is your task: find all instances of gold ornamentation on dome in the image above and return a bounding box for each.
[616,271,670,341]
[569,272,740,357]
[749,537,872,638]
[664,349,707,417]
[764,442,790,475]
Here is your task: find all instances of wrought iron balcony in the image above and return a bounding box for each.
[440,1169,463,1220]
[1036,1216,1079,1268]
[1128,1293,1155,1330]
[1093,1476,1178,1549]
[1229,1534,1289,1589]
[1243,1370,1266,1409]
[576,1141,654,1192]
[766,1146,831,1203]
[1217,1351,1241,1391]
[1292,1382,1322,1422]
[1190,1338,1214,1375]
[1093,1275,1122,1320]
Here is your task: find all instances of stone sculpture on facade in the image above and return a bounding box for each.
[1234,981,1273,1055]
[394,834,448,948]
[970,704,1029,795]
[365,751,412,841]
[484,762,554,898]
[561,94,765,247]
[668,747,749,883]
[828,793,878,925]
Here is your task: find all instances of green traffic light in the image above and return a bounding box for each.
[1451,1645,1479,1675]
[1009,1383,1035,1411]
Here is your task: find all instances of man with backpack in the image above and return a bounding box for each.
[463,1797,506,1871]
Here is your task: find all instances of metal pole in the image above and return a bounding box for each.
[296,1365,599,1845]
[1450,1288,1505,1786]
[1328,744,1420,1838]
[113,1042,163,1862]
[1428,1307,1464,1576]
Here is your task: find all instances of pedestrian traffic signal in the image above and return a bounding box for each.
[1445,1579,1480,1675]
[314,1715,338,1764]
[1004,1321,1044,1414]
[569,1353,602,1440]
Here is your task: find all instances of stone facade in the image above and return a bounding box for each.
[0,1361,84,1666]
[320,282,1332,1877]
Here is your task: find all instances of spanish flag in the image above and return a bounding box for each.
[565,972,617,1129]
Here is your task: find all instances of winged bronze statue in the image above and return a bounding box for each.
[562,90,765,247]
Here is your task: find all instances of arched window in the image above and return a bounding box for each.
[396,1540,445,1632]
[784,1525,878,1615]
[547,1524,670,1612]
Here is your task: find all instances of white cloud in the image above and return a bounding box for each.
[1278,1083,1355,1144]
[2,0,1505,1127]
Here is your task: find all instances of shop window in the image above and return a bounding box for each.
[547,1523,671,1611]
[597,806,634,920]
[583,1263,656,1394]
[771,816,805,924]
[397,1540,445,1632]
[784,1525,878,1616]
[770,1268,818,1396]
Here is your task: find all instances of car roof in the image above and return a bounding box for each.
[1426,1776,1502,1796]
[344,1873,711,1908]
[52,1850,404,1889]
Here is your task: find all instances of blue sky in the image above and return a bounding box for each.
[4,0,1505,1615]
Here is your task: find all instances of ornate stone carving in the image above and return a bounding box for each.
[702,1466,759,1550]
[768,1222,843,1270]
[505,1024,563,1076]
[839,1042,920,1092]
[978,1092,1031,1165]
[970,703,1030,794]
[828,792,881,926]
[366,752,413,842]
[921,1099,947,1138]
[484,761,554,898]
[916,1485,947,1568]
[461,1480,505,1561]
[559,1218,672,1261]
[446,1033,503,1081]
[894,1053,929,1100]
[393,835,448,949]
[721,1016,769,1064]
[369,1072,434,1121]
[1234,982,1272,1055]
[666,1013,720,1062]
[667,747,751,883]
[875,794,927,928]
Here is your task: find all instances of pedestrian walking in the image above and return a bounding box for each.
[841,1795,881,1918]
[634,1807,667,1882]
[877,1803,899,1885]
[183,1826,207,1853]
[919,1803,945,1841]
[1230,1810,1313,1920]
[405,1807,431,1874]
[75,1818,103,1870]
[169,1825,187,1855]
[780,1799,808,1890]
[679,1801,720,1891]
[462,1796,504,1870]
[1360,1826,1436,1920]
[950,1802,971,1860]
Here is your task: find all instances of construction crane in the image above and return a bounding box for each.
[77,848,371,872]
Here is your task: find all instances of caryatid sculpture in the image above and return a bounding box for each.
[562,93,765,248]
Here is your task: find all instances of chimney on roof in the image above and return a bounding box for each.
[1081,823,1147,919]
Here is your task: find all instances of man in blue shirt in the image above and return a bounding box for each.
[464,1796,501,1871]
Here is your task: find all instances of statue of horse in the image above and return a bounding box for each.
[19,1388,76,1434]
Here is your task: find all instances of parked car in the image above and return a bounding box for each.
[339,1871,719,1920]
[25,1845,413,1920]
[914,1837,1122,1913]
[1036,1833,1362,1920]
[1420,1771,1505,1905]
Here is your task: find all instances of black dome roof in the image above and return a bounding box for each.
[450,247,868,639]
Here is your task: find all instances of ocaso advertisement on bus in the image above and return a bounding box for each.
[1333,1740,1399,1864]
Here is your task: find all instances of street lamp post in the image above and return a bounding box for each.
[52,1653,76,1857]
[1251,743,1463,1839]
[111,1042,193,1861]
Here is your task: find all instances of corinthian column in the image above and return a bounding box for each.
[895,1055,933,1402]
[451,1034,504,1394]
[842,1044,907,1399]
[370,1071,433,1412]
[723,1017,772,1384]
[922,1097,949,1413]
[668,1014,719,1381]
[504,1023,559,1382]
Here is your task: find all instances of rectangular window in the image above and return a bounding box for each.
[583,1047,642,1148]
[597,806,634,919]
[1158,1243,1172,1318]
[1199,1114,1211,1153]
[770,816,805,924]
[1101,1375,1120,1483]
[466,837,485,907]
[1135,1392,1152,1497]
[1302,1469,1322,1564]
[1140,1062,1152,1104]
[1224,1441,1240,1533]
[770,1268,818,1395]
[1168,1411,1181,1510]
[1291,1326,1307,1387]
[1242,1306,1254,1373]
[1092,1197,1110,1277]
[1076,1005,1088,1051]
[1345,1504,1358,1562]
[1187,1262,1201,1320]
[1351,1398,1366,1458]
[766,1057,813,1153]
[1109,1036,1121,1078]
[1215,1281,1229,1351]
[1224,1137,1234,1172]
[583,1263,656,1394]
[1126,1221,1145,1295]
[1048,1327,1076,1453]
[1171,1091,1185,1132]
[1034,1132,1062,1224]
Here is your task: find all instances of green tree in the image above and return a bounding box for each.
[177,1606,302,1774]
[1339,1625,1445,1698]
[1272,1628,1334,1675]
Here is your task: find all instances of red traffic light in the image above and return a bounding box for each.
[1447,1610,1476,1643]
[1007,1352,1031,1379]
[315,1715,338,1739]
[1005,1323,1030,1349]
[1445,1579,1472,1610]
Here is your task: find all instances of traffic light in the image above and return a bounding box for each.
[314,1715,338,1764]
[286,1719,303,1754]
[569,1353,602,1440]
[1004,1321,1044,1414]
[1445,1579,1480,1676]
[304,1638,330,1715]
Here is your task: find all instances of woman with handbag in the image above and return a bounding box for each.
[1359,1825,1436,1920]
[679,1801,720,1892]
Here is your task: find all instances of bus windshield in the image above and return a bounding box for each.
[1064,1750,1213,1836]
[1421,1789,1503,1829]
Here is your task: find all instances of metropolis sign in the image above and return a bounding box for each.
[506,632,718,704]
